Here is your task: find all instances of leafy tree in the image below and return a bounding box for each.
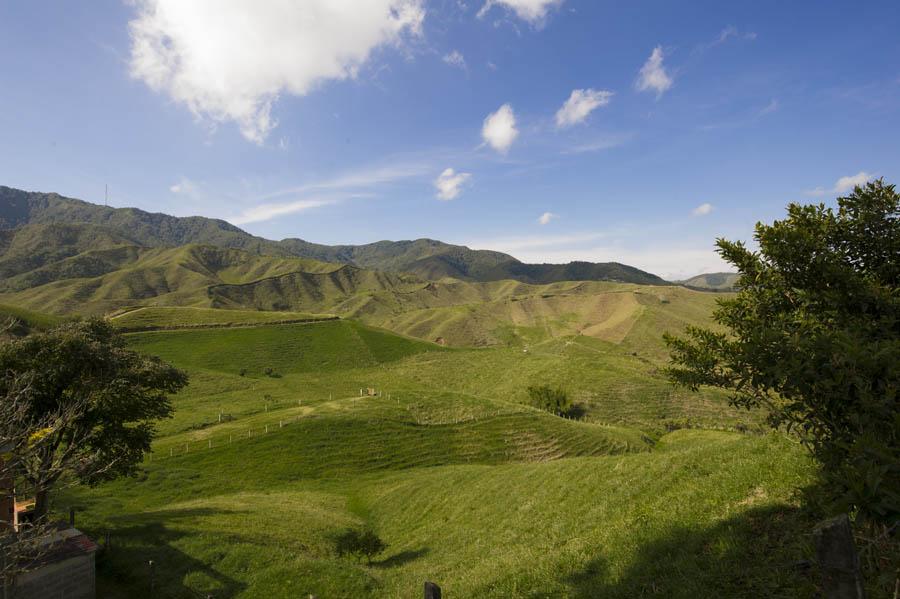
[664,180,899,523]
[527,385,572,417]
[335,528,387,564]
[0,318,188,520]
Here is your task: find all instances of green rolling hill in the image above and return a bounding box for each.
[55,316,815,598]
[678,271,740,291]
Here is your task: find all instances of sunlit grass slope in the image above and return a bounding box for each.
[51,316,819,598]
[0,302,64,330]
[110,306,335,330]
[120,320,759,438]
[68,429,815,599]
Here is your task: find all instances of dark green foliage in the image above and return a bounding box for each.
[527,384,572,416]
[335,528,387,564]
[665,180,899,523]
[0,318,188,518]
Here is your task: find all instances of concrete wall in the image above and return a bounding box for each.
[13,553,95,599]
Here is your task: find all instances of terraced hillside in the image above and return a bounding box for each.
[55,318,817,598]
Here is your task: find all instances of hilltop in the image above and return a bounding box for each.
[0,185,668,285]
[678,272,739,291]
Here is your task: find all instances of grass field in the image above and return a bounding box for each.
[47,312,826,598]
[110,306,336,331]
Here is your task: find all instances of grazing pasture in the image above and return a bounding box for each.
[57,317,818,598]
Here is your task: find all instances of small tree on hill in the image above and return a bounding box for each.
[0,318,188,521]
[664,180,899,523]
[335,528,387,565]
[527,385,572,417]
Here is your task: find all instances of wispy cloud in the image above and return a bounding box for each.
[434,168,472,200]
[477,0,564,26]
[692,203,714,216]
[258,161,433,202]
[227,158,434,224]
[442,50,467,70]
[758,99,779,115]
[169,177,199,195]
[635,46,673,97]
[562,133,633,155]
[804,171,875,197]
[230,197,342,225]
[555,89,613,128]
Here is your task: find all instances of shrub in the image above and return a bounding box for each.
[335,528,387,564]
[527,384,572,417]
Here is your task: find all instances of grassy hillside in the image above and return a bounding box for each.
[0,224,726,352]
[125,318,754,443]
[679,272,740,291]
[40,309,821,598]
[1,186,668,284]
[110,306,335,331]
[0,302,65,336]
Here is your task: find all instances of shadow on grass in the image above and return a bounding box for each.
[565,505,819,599]
[91,508,248,599]
[373,547,429,568]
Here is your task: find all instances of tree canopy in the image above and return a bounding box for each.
[665,180,899,523]
[0,318,187,519]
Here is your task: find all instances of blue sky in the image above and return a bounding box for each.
[1,0,898,278]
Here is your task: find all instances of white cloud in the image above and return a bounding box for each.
[834,171,874,193]
[636,46,673,97]
[230,198,339,225]
[128,0,425,144]
[443,50,467,70]
[169,177,197,195]
[537,212,558,225]
[555,89,613,128]
[434,168,472,200]
[804,171,875,197]
[692,203,714,216]
[481,103,519,154]
[477,0,564,25]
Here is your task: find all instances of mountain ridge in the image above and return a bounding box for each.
[0,185,669,286]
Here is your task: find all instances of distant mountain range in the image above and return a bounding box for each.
[0,185,668,286]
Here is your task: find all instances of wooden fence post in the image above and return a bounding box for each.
[813,514,866,599]
[424,581,441,599]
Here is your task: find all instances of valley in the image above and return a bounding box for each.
[1,189,819,597]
